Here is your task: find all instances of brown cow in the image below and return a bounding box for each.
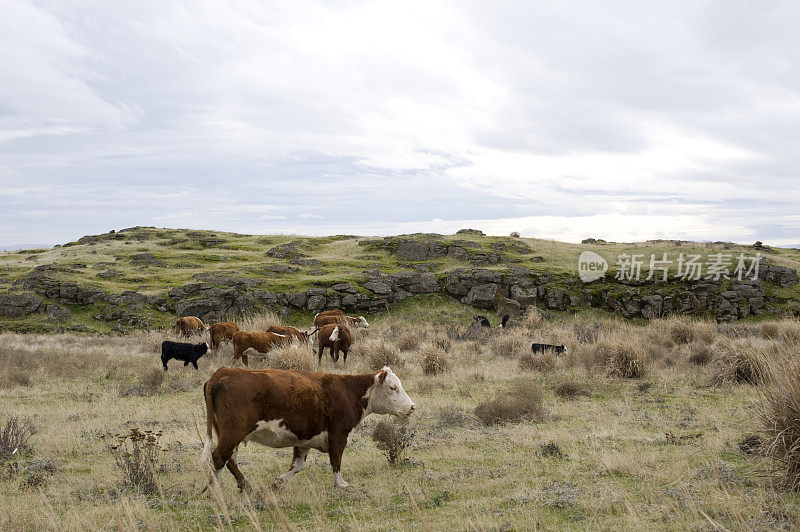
[175,316,207,337]
[314,310,344,320]
[266,326,314,344]
[317,324,352,365]
[201,366,415,490]
[231,331,289,366]
[313,314,369,329]
[209,322,240,350]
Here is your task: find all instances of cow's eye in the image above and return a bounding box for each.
[389,385,397,391]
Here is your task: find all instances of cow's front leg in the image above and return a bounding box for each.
[328,435,349,488]
[279,447,309,482]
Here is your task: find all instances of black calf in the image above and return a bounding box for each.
[161,341,208,370]
[473,315,491,327]
[531,343,567,355]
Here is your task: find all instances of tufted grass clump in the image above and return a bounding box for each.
[554,378,590,399]
[118,367,164,397]
[711,338,767,385]
[475,378,546,425]
[359,338,403,370]
[420,344,451,375]
[596,340,646,378]
[488,331,528,359]
[267,343,315,371]
[759,354,800,490]
[519,351,557,372]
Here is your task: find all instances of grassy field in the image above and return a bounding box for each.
[2,306,800,530]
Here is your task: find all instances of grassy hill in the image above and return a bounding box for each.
[1,226,798,333]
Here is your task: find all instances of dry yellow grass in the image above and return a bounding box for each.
[1,313,800,529]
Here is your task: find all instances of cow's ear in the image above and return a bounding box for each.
[378,369,388,384]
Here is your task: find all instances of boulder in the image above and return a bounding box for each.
[496,297,521,318]
[0,293,43,317]
[462,283,500,309]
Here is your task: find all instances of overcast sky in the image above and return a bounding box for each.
[2,1,799,246]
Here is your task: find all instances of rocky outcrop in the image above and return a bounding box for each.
[0,293,44,317]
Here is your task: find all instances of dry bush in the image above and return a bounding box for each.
[521,307,543,329]
[761,322,781,340]
[519,351,557,372]
[396,330,422,351]
[436,405,469,427]
[554,379,590,399]
[0,416,36,460]
[474,378,546,425]
[420,344,451,375]
[119,367,164,397]
[266,343,315,371]
[488,331,528,359]
[759,354,800,490]
[104,428,162,493]
[356,338,403,370]
[371,419,415,465]
[711,338,768,385]
[596,340,646,378]
[687,341,713,366]
[780,321,800,344]
[432,333,452,353]
[573,323,601,343]
[238,311,282,332]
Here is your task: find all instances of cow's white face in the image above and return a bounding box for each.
[367,367,415,418]
[357,316,369,328]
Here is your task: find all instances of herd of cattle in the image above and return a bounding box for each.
[156,310,566,490]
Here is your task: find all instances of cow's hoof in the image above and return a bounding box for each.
[237,481,252,493]
[335,481,350,489]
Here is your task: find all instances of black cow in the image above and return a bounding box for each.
[531,343,567,355]
[473,315,491,327]
[161,341,209,370]
[501,314,511,328]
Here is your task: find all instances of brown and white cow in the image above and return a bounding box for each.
[314,310,344,319]
[209,322,240,350]
[317,324,352,365]
[313,313,369,329]
[231,331,288,366]
[266,325,314,345]
[201,366,415,489]
[175,316,207,337]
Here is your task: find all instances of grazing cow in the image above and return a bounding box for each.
[473,315,491,327]
[314,310,344,320]
[316,324,352,365]
[161,341,209,370]
[313,314,369,329]
[201,366,415,490]
[209,322,240,350]
[175,316,208,337]
[231,331,288,366]
[531,343,568,355]
[266,326,314,344]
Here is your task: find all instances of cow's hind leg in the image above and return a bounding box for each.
[328,436,349,488]
[210,436,239,486]
[226,447,250,492]
[278,447,309,483]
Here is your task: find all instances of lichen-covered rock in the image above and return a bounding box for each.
[462,283,500,309]
[0,293,43,317]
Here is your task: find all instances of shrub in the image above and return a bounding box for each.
[687,341,713,366]
[238,310,282,332]
[359,339,403,370]
[554,379,590,399]
[104,427,163,493]
[597,341,646,378]
[436,405,468,427]
[712,338,766,385]
[396,331,422,351]
[519,351,556,372]
[780,321,800,344]
[522,307,543,329]
[489,332,527,359]
[371,419,415,465]
[759,355,800,490]
[0,416,36,461]
[475,378,546,425]
[669,319,696,345]
[420,344,450,375]
[432,333,452,353]
[761,322,781,340]
[510,231,521,238]
[267,344,315,371]
[118,367,164,397]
